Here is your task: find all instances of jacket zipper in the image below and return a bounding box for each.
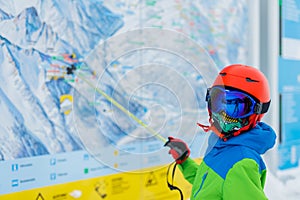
[193,171,208,198]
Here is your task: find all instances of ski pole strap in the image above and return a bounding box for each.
[166,162,184,200]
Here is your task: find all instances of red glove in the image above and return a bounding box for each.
[164,136,190,164]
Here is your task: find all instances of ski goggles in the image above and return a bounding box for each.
[206,86,268,118]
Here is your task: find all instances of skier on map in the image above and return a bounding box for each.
[165,64,276,200]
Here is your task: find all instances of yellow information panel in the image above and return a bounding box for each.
[0,160,202,200]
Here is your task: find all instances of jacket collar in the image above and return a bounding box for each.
[210,122,276,154]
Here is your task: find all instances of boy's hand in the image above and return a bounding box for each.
[164,136,190,164]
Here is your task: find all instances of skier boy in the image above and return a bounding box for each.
[165,64,276,200]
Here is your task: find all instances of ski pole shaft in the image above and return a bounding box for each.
[76,72,167,143]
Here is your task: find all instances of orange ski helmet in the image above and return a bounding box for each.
[205,64,271,140]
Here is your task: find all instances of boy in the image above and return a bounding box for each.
[165,64,276,200]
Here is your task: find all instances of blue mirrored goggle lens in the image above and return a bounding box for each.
[207,87,256,118]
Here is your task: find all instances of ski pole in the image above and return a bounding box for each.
[76,72,167,143]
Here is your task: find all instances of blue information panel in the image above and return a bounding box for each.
[278,0,300,170]
[282,0,300,39]
[281,0,300,59]
[278,58,300,170]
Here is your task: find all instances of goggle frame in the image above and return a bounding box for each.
[205,86,264,119]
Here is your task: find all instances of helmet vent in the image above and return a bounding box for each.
[220,72,227,76]
[246,77,259,82]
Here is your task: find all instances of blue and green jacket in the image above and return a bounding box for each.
[179,122,276,200]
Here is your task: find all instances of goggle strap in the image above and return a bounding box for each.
[254,100,271,114]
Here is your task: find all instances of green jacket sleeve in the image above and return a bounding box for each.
[178,157,199,184]
[223,158,268,200]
